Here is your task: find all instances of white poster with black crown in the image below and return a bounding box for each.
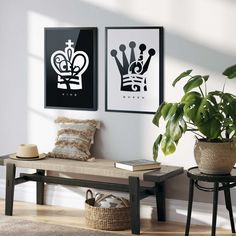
[105,27,164,114]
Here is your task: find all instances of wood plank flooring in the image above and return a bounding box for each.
[0,199,234,235]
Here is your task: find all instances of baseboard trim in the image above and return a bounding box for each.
[141,197,235,229]
[0,179,234,228]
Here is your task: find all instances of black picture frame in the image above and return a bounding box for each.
[44,27,97,110]
[105,26,164,114]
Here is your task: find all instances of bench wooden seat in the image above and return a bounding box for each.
[4,158,150,179]
[2,155,184,235]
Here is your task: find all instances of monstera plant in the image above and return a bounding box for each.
[152,64,236,174]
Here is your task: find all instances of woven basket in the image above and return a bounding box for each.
[194,139,236,174]
[85,190,131,231]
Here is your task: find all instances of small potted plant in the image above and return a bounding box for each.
[153,64,236,174]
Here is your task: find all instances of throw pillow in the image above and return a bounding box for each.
[48,116,100,161]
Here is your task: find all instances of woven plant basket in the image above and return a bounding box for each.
[194,139,236,174]
[85,190,131,231]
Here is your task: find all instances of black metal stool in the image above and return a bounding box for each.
[185,167,236,236]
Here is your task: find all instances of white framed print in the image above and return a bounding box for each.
[105,26,164,114]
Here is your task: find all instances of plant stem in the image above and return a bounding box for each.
[204,79,207,96]
[199,86,204,97]
[219,77,227,114]
[219,77,227,103]
[222,77,227,93]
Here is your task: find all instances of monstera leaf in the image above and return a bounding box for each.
[161,103,178,120]
[153,134,162,161]
[183,75,203,93]
[160,135,176,156]
[172,69,192,87]
[198,118,221,139]
[223,65,236,79]
[181,91,201,105]
[166,104,184,140]
[152,102,166,127]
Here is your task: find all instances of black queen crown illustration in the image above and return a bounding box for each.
[51,39,89,91]
[111,41,156,92]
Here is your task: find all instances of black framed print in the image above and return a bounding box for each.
[45,27,97,110]
[105,27,164,114]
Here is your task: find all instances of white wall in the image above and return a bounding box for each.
[1,0,236,226]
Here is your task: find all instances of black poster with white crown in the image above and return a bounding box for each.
[44,27,97,110]
[105,27,164,114]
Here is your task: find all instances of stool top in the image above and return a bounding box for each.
[187,166,236,182]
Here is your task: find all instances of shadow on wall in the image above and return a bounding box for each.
[1,0,236,204]
[24,0,236,70]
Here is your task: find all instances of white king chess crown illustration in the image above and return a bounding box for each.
[50,39,89,90]
[110,41,156,92]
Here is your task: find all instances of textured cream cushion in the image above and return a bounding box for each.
[48,117,100,161]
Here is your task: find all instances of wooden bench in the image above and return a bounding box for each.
[1,155,183,234]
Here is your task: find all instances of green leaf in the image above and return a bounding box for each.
[206,94,217,106]
[198,118,221,139]
[172,103,185,122]
[222,93,236,103]
[223,118,233,128]
[227,127,235,139]
[184,97,215,124]
[165,104,184,142]
[183,96,201,121]
[172,69,192,87]
[153,134,162,161]
[202,75,209,81]
[209,90,223,97]
[166,119,182,142]
[228,100,236,120]
[194,97,209,122]
[160,135,176,156]
[152,102,166,127]
[183,75,203,93]
[226,122,236,138]
[179,119,187,133]
[181,91,201,104]
[165,103,178,120]
[161,103,178,121]
[223,64,236,79]
[221,93,236,119]
[161,103,173,120]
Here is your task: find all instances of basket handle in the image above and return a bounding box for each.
[86,189,93,200]
[121,197,130,207]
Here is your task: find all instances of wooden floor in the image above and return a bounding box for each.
[0,199,234,235]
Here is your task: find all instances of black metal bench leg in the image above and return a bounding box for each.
[5,163,16,216]
[129,176,140,235]
[36,169,45,205]
[223,183,235,233]
[185,178,194,236]
[156,181,166,221]
[212,182,219,236]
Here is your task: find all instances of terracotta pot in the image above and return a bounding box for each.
[194,139,236,175]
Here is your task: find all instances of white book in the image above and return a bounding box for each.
[114,159,161,171]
